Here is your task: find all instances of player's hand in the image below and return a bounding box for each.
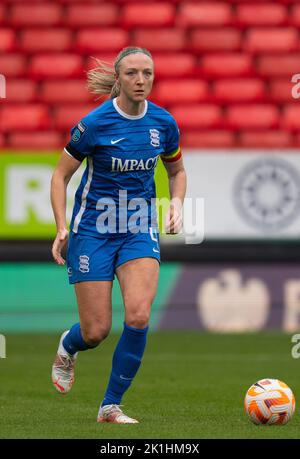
[52,229,69,265]
[165,200,183,234]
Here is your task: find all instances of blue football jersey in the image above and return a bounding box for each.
[65,98,181,238]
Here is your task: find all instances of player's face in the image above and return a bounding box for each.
[117,54,154,103]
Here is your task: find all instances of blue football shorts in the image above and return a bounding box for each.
[66,227,160,283]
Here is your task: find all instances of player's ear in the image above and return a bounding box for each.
[114,73,120,89]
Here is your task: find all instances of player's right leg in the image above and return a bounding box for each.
[52,232,115,394]
[52,280,113,394]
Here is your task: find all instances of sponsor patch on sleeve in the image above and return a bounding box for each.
[72,121,87,142]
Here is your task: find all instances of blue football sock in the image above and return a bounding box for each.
[101,322,149,407]
[62,323,97,355]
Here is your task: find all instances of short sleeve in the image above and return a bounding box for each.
[64,118,95,162]
[160,116,182,163]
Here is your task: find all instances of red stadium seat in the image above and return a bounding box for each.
[245,28,298,53]
[170,104,222,129]
[152,80,208,104]
[40,80,92,103]
[0,54,26,77]
[240,131,292,148]
[0,5,7,23]
[293,133,300,147]
[191,29,241,52]
[226,104,279,129]
[7,79,37,102]
[133,29,185,51]
[57,0,104,2]
[20,29,72,52]
[85,54,116,72]
[282,105,300,130]
[289,5,300,26]
[213,79,266,102]
[8,132,63,149]
[54,105,96,131]
[0,133,5,148]
[114,0,180,3]
[152,53,196,78]
[0,105,50,132]
[10,4,62,27]
[113,0,180,3]
[122,3,175,28]
[269,80,294,102]
[257,54,300,77]
[201,53,253,77]
[182,130,235,147]
[28,54,83,79]
[76,29,128,52]
[236,4,287,26]
[66,4,119,27]
[178,2,232,27]
[0,29,16,52]
[2,0,45,2]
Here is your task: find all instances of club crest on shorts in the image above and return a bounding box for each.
[149,129,160,147]
[79,255,89,273]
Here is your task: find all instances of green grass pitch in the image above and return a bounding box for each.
[0,331,299,439]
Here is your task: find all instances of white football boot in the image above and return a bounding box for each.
[52,330,78,394]
[97,404,139,424]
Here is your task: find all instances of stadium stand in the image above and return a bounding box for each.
[20,29,73,52]
[151,53,196,77]
[133,28,186,50]
[0,55,27,77]
[0,105,50,131]
[8,132,63,149]
[152,79,208,104]
[0,0,300,148]
[40,80,93,104]
[171,104,222,128]
[53,104,95,130]
[65,4,119,27]
[0,29,16,52]
[76,29,129,52]
[226,104,279,129]
[122,3,176,28]
[7,79,37,102]
[212,79,266,102]
[28,54,83,79]
[10,4,63,27]
[236,4,287,26]
[177,2,233,27]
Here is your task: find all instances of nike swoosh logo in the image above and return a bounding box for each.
[120,375,133,381]
[153,248,160,253]
[111,138,125,145]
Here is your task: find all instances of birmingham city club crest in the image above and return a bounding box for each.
[149,129,160,147]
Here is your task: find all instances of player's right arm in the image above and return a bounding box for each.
[50,151,82,265]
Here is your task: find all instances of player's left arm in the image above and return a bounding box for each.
[162,156,187,234]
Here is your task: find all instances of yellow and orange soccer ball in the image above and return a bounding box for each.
[244,379,295,425]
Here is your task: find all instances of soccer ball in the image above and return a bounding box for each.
[244,378,295,425]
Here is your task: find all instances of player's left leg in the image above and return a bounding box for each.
[97,257,159,424]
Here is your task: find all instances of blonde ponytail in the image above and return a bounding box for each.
[87,47,152,99]
[87,59,119,99]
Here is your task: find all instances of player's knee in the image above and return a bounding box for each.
[82,324,111,346]
[126,308,150,329]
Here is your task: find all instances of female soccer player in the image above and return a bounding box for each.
[50,47,186,424]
